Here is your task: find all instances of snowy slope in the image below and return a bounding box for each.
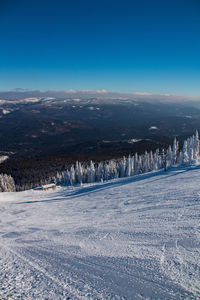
[0,166,200,299]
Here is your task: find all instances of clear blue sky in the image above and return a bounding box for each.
[0,0,200,95]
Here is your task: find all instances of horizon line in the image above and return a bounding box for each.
[0,88,200,99]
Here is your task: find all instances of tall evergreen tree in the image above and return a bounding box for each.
[183,140,189,164]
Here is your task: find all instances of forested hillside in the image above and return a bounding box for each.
[1,131,199,191]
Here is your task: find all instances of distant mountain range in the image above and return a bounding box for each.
[1,89,200,104]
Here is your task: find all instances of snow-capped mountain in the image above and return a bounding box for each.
[0,164,200,299]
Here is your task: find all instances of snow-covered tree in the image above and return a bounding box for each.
[97,162,104,182]
[104,163,110,181]
[149,151,154,172]
[166,145,173,168]
[88,160,95,183]
[69,165,75,185]
[137,155,142,174]
[193,130,199,162]
[183,140,189,164]
[0,174,15,192]
[134,153,138,175]
[119,157,126,178]
[172,138,179,165]
[130,155,134,176]
[188,147,194,164]
[153,151,159,171]
[126,155,132,177]
[143,151,149,173]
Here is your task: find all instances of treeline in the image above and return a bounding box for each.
[53,131,199,185]
[0,131,199,192]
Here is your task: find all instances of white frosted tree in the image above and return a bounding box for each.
[104,163,110,181]
[69,165,75,185]
[144,151,149,173]
[158,153,163,170]
[119,157,126,178]
[75,161,79,183]
[137,155,142,174]
[130,155,134,176]
[77,162,83,184]
[188,147,194,164]
[62,170,70,185]
[183,140,189,164]
[108,160,116,179]
[134,153,138,175]
[126,155,132,177]
[153,151,159,171]
[97,162,104,182]
[172,138,179,165]
[149,151,154,171]
[166,145,173,168]
[0,174,15,192]
[88,160,96,183]
[193,130,199,162]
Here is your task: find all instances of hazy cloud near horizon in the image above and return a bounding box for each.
[0,89,200,103]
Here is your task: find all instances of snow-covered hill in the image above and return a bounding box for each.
[0,166,200,299]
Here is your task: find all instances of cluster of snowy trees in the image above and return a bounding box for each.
[53,131,200,186]
[0,174,15,192]
[0,131,199,192]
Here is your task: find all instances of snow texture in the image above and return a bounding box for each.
[0,165,200,299]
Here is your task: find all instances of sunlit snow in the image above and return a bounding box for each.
[0,166,200,299]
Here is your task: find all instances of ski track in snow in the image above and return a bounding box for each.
[0,166,200,299]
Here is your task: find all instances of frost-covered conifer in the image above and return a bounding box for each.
[188,147,194,164]
[0,174,15,192]
[137,155,142,174]
[134,153,138,175]
[130,155,134,176]
[166,145,173,168]
[183,140,189,164]
[77,162,83,184]
[97,162,104,182]
[172,138,179,165]
[63,170,70,185]
[108,160,116,179]
[153,151,159,171]
[126,155,132,177]
[193,130,199,161]
[158,153,163,170]
[75,161,79,183]
[149,151,154,171]
[119,157,126,178]
[104,163,110,181]
[88,160,95,183]
[144,151,149,173]
[69,165,75,185]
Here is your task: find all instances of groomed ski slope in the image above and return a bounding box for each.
[0,166,200,299]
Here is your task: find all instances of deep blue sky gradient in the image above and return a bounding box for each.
[0,0,200,95]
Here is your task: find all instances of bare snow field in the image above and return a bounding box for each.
[0,166,200,299]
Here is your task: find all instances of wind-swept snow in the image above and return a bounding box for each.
[0,166,200,299]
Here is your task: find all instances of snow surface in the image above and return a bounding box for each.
[0,166,200,299]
